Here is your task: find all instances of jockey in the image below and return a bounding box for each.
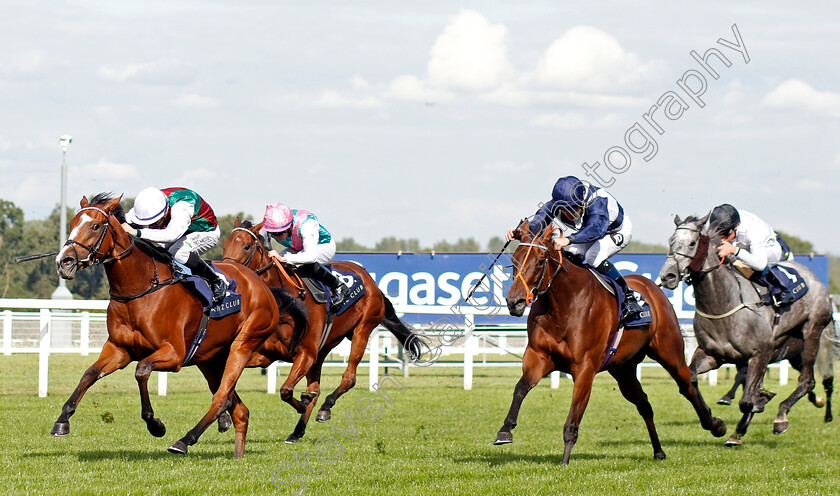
[259,203,349,313]
[710,204,795,307]
[121,187,228,304]
[506,175,643,323]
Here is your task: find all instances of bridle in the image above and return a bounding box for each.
[512,238,564,305]
[666,225,724,284]
[63,206,135,268]
[223,227,275,275]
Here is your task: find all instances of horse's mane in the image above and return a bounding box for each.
[89,192,127,224]
[240,219,255,229]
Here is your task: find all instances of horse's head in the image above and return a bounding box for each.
[505,220,561,317]
[56,193,126,279]
[659,212,717,289]
[222,217,267,269]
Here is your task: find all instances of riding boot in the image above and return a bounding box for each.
[765,267,795,308]
[596,260,642,323]
[301,263,349,313]
[186,252,228,305]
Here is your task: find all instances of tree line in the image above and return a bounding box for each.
[0,197,835,299]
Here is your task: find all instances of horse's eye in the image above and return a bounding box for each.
[92,223,101,231]
[689,241,696,247]
[536,258,545,266]
[245,244,251,250]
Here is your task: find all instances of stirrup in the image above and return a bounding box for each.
[329,285,349,312]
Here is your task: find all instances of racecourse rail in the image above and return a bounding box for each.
[2,298,838,398]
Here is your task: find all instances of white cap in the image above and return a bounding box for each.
[125,188,168,226]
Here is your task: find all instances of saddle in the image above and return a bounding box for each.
[296,265,366,316]
[565,254,652,328]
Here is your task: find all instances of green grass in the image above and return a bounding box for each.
[1,354,839,495]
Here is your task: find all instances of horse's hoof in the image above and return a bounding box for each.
[711,417,727,437]
[724,435,743,447]
[654,452,666,461]
[284,434,299,444]
[752,404,765,413]
[494,431,513,445]
[759,389,776,400]
[815,397,826,408]
[717,396,732,406]
[315,410,331,422]
[773,420,789,434]
[167,441,188,454]
[146,418,166,438]
[218,412,232,432]
[825,414,833,423]
[51,422,70,437]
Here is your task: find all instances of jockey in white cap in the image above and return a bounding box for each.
[260,202,349,312]
[121,187,227,304]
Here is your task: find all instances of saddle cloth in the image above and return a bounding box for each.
[174,261,241,318]
[751,264,809,307]
[300,265,366,316]
[579,261,652,328]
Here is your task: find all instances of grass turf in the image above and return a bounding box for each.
[0,354,838,495]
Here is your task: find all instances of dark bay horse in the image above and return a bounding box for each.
[53,194,301,458]
[659,214,834,445]
[221,218,425,443]
[495,221,725,464]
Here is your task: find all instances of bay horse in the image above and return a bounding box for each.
[495,221,726,464]
[52,193,304,458]
[221,218,425,443]
[659,214,834,445]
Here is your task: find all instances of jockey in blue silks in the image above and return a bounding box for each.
[506,175,643,322]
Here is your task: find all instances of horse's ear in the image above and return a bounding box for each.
[233,217,241,228]
[698,212,710,226]
[80,196,89,208]
[103,195,122,212]
[674,214,682,226]
[254,221,265,232]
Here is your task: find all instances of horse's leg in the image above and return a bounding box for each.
[168,336,264,458]
[52,342,131,436]
[135,343,180,437]
[648,344,727,437]
[823,374,834,423]
[317,321,377,422]
[727,351,773,446]
[718,366,746,406]
[279,345,318,415]
[217,352,275,433]
[609,363,665,460]
[286,358,323,444]
[773,325,822,434]
[494,347,553,446]
[561,365,597,465]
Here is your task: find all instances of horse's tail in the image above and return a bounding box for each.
[380,296,426,362]
[270,287,309,354]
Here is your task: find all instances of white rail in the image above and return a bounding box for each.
[1,299,836,396]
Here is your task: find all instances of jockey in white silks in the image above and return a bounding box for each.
[710,203,795,307]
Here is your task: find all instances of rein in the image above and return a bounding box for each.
[513,239,564,305]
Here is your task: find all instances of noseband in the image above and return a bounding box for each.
[666,226,722,283]
[513,241,564,305]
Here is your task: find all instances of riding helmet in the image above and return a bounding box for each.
[709,203,740,235]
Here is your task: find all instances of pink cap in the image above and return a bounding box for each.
[263,203,293,232]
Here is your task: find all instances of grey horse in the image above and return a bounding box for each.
[659,214,834,446]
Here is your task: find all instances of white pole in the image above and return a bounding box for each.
[708,369,718,386]
[157,371,167,396]
[779,360,789,385]
[267,361,278,394]
[80,311,90,356]
[3,310,11,355]
[463,315,475,390]
[550,370,560,389]
[39,309,51,397]
[368,327,379,391]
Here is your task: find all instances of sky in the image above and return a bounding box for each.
[1,1,839,253]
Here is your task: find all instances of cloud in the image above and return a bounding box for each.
[796,178,835,192]
[174,167,217,184]
[98,59,196,85]
[478,86,645,108]
[533,26,664,91]
[386,75,454,103]
[426,9,514,91]
[314,90,384,109]
[763,79,840,117]
[174,94,218,108]
[530,112,622,130]
[0,50,53,79]
[72,159,139,180]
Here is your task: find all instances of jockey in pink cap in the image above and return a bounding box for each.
[260,203,349,312]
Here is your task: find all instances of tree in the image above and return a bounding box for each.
[374,237,421,252]
[775,230,814,254]
[336,237,371,251]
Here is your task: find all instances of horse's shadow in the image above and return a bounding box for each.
[454,447,639,467]
[23,445,270,461]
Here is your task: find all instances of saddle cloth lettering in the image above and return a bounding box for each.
[300,265,365,315]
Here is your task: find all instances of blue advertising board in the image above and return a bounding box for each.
[335,252,830,325]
